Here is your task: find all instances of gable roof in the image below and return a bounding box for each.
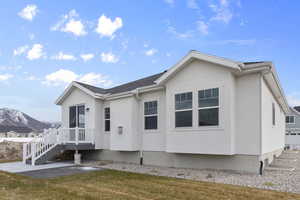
[155,50,241,85]
[55,50,290,114]
[75,71,166,95]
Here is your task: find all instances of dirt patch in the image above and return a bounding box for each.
[0,141,23,161]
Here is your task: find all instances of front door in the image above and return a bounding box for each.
[69,105,85,141]
[69,105,85,128]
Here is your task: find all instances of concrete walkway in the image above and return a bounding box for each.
[0,161,75,173]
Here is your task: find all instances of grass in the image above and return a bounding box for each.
[0,169,299,200]
[0,159,21,164]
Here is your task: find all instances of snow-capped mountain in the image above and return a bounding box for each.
[0,108,58,133]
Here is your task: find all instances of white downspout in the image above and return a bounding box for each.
[134,89,143,165]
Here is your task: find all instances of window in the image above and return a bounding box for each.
[286,116,295,124]
[272,103,275,126]
[175,92,193,127]
[144,101,158,130]
[104,107,110,132]
[198,88,219,126]
[69,105,85,128]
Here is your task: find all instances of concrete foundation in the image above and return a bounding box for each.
[81,150,277,174]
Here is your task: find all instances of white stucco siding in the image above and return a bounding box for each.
[61,88,96,130]
[61,87,104,149]
[139,90,166,151]
[235,74,261,155]
[165,60,235,155]
[261,77,285,154]
[109,96,139,151]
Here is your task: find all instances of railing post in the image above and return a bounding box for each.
[32,143,36,166]
[22,143,26,164]
[76,127,79,145]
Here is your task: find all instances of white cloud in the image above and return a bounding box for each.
[62,19,87,36]
[164,0,175,6]
[13,45,29,56]
[27,44,45,60]
[18,4,38,21]
[166,52,172,57]
[209,0,233,24]
[166,21,193,39]
[43,69,78,86]
[95,15,123,38]
[51,52,76,61]
[43,69,113,87]
[80,53,94,62]
[51,10,87,37]
[187,0,198,9]
[78,73,113,87]
[145,48,158,56]
[0,74,13,81]
[287,93,300,107]
[101,52,119,63]
[197,21,209,35]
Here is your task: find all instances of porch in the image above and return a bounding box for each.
[23,128,95,166]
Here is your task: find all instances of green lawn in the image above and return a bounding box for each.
[0,169,299,200]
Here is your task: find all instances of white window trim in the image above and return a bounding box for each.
[104,107,110,133]
[174,92,193,129]
[172,86,224,132]
[286,115,296,124]
[144,100,159,131]
[198,88,220,127]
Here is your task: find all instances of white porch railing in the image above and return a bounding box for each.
[23,128,95,165]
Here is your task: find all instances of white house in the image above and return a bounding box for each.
[23,51,289,174]
[286,107,300,149]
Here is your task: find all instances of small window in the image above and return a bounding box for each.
[272,103,275,126]
[104,107,110,132]
[144,101,158,130]
[286,116,295,124]
[198,88,219,126]
[175,92,193,127]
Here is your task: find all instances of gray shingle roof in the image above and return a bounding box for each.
[294,106,300,113]
[75,71,166,95]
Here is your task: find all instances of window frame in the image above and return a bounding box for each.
[286,115,295,124]
[144,100,158,131]
[174,92,193,128]
[104,107,110,132]
[69,104,85,128]
[198,88,220,127]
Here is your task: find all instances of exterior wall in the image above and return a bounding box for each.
[165,60,236,155]
[235,73,261,155]
[61,88,96,130]
[261,77,285,154]
[109,96,139,151]
[139,90,166,152]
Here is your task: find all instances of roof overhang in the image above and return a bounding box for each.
[155,50,242,85]
[55,82,104,105]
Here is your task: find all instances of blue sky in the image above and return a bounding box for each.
[0,0,299,122]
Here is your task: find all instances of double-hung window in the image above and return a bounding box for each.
[144,101,158,130]
[175,92,193,127]
[286,116,295,124]
[104,107,110,132]
[198,88,219,126]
